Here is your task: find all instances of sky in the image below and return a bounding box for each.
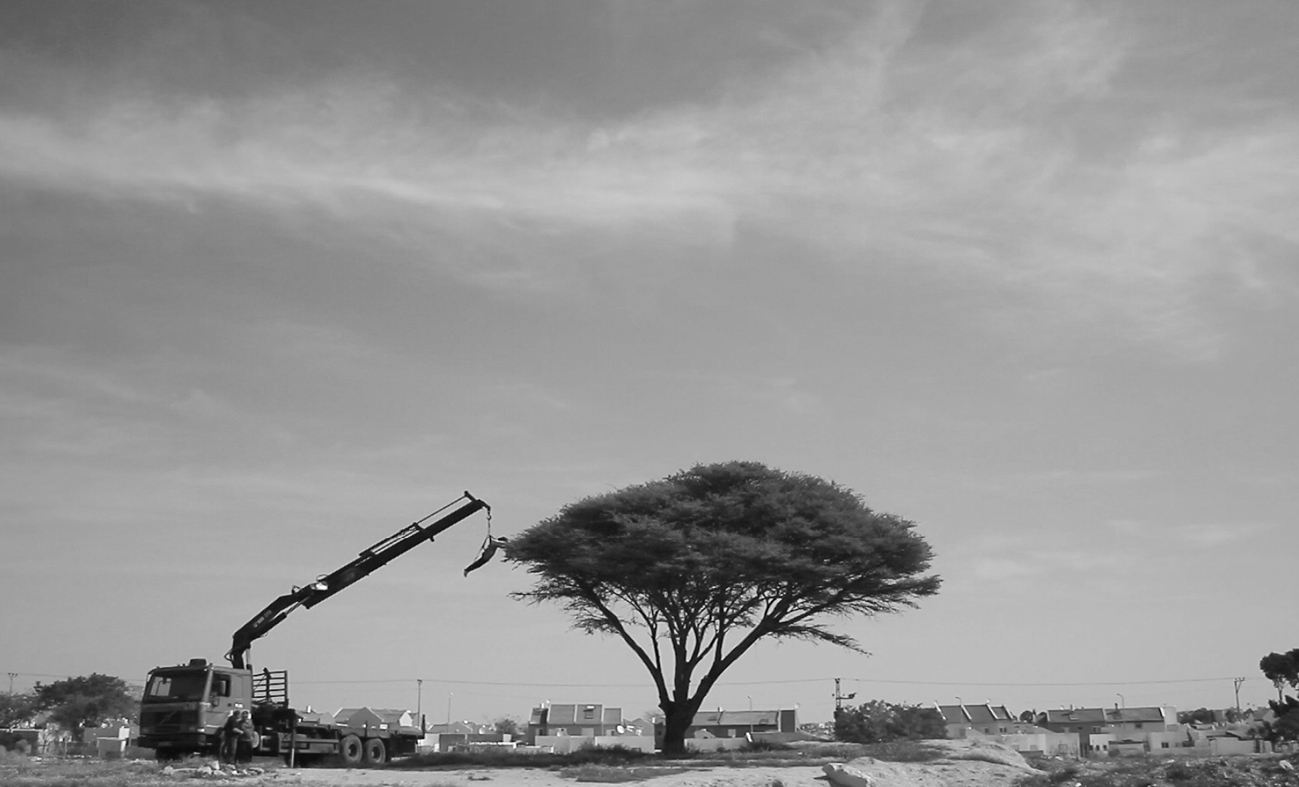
[2,0,1298,727]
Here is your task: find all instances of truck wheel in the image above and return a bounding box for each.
[363,737,386,764]
[339,734,363,765]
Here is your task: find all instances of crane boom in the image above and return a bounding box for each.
[225,491,490,669]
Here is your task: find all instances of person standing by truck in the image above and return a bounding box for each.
[218,711,239,764]
[235,710,259,765]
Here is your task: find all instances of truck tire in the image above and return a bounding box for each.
[339,734,363,765]
[363,737,386,764]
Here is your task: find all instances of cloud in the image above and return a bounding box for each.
[2,1,1295,355]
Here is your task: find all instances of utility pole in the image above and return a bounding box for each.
[1234,677,1246,712]
[417,679,424,729]
[833,678,856,714]
[6,673,15,695]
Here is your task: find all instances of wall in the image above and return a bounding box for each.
[534,735,655,754]
[684,736,750,752]
[1209,737,1270,755]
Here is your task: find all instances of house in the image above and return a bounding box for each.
[527,703,623,743]
[1101,706,1177,733]
[935,703,1018,738]
[419,720,483,753]
[1037,706,1189,757]
[1037,708,1112,756]
[645,708,797,752]
[687,708,796,739]
[1037,707,1109,735]
[334,707,419,732]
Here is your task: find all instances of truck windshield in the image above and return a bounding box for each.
[144,671,209,702]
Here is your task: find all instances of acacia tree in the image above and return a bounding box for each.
[506,461,940,755]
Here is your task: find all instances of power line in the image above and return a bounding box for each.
[285,675,1247,689]
[2,670,1253,691]
[843,676,1241,688]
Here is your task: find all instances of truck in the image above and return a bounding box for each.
[137,492,496,765]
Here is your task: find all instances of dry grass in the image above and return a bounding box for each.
[0,756,174,787]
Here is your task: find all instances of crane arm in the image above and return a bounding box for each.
[225,492,490,669]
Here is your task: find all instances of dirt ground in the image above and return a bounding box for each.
[253,762,1030,787]
[251,741,1038,787]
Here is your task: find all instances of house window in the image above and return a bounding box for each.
[583,706,596,720]
[1161,742,1169,748]
[1136,723,1143,729]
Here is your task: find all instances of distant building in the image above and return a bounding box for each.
[934,703,1017,738]
[334,707,418,732]
[1037,706,1182,757]
[685,708,796,740]
[527,703,623,743]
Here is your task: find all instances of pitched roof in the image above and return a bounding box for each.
[690,709,779,727]
[936,704,1014,724]
[425,721,476,735]
[1043,708,1108,724]
[334,707,414,727]
[1104,707,1167,724]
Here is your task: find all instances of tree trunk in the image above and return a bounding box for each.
[660,703,696,756]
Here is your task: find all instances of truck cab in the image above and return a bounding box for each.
[138,659,252,757]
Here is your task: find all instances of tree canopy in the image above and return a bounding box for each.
[1261,649,1299,699]
[0,692,39,728]
[34,674,138,734]
[1260,649,1299,741]
[506,461,940,754]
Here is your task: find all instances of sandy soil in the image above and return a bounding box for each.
[252,761,1034,787]
[254,743,1039,787]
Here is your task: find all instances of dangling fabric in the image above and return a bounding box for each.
[464,536,509,576]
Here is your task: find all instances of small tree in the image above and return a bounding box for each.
[34,674,137,736]
[507,461,940,755]
[493,716,520,736]
[1259,650,1299,742]
[834,700,946,743]
[1260,650,1299,702]
[0,692,39,728]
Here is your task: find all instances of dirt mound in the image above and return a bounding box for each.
[919,739,1035,770]
[821,739,1038,787]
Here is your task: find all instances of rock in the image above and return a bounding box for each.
[1279,760,1293,772]
[823,762,873,787]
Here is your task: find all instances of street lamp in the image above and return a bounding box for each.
[1116,693,1124,709]
[747,696,753,737]
[446,692,454,726]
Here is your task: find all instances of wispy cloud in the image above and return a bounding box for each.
[2,1,1295,355]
